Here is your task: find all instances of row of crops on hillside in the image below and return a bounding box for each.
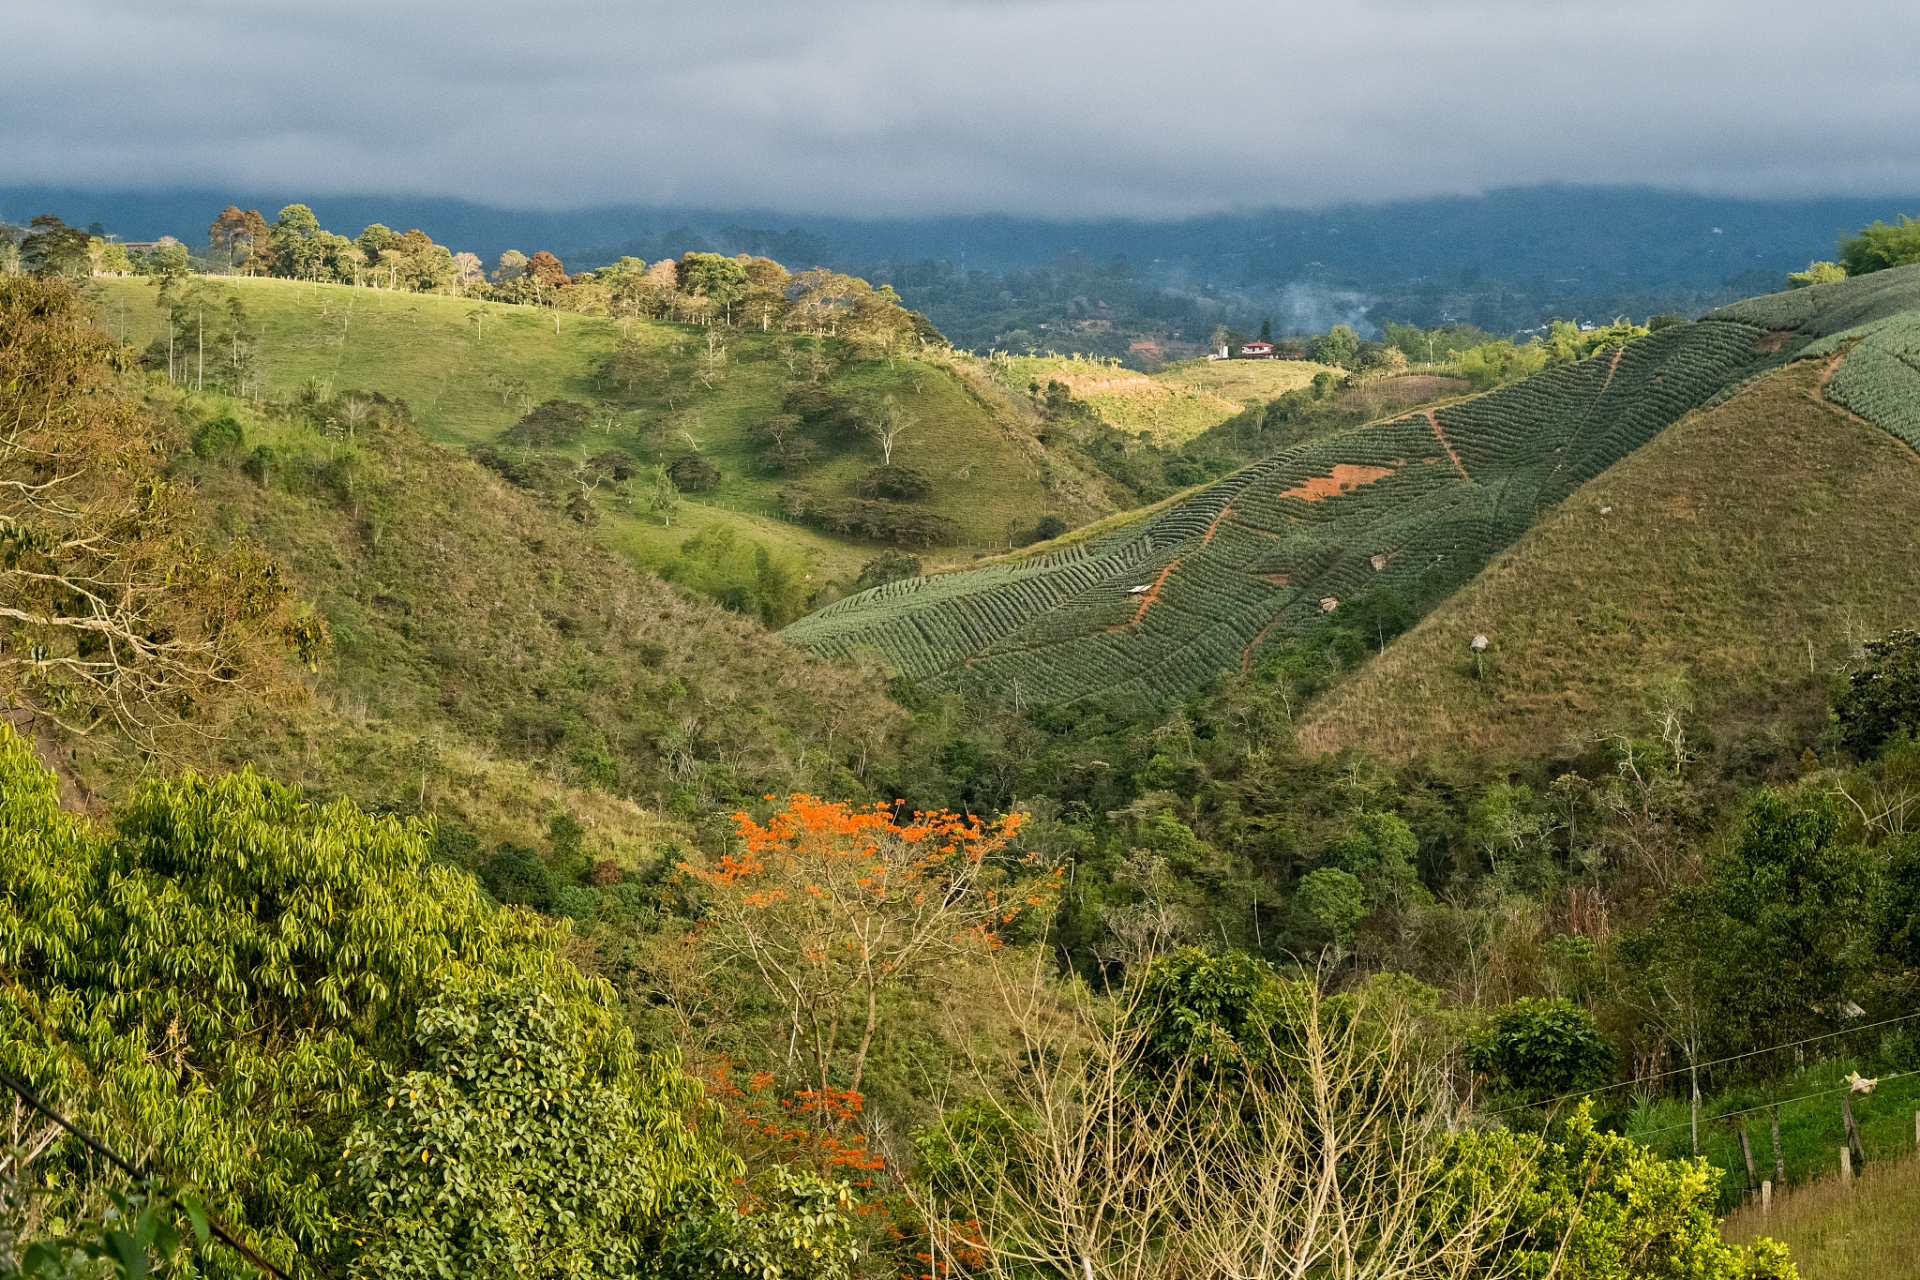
[1824,311,1920,453]
[1705,262,1920,337]
[784,291,1920,709]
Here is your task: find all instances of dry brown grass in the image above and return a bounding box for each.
[1720,1158,1920,1280]
[1300,361,1920,761]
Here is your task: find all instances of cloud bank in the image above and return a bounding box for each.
[5,0,1917,218]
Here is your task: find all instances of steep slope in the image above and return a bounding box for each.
[784,267,1920,712]
[783,318,1778,709]
[1296,359,1920,760]
[139,391,907,830]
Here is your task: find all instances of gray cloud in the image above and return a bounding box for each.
[3,0,1917,217]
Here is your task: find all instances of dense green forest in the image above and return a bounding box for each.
[2,201,1919,1279]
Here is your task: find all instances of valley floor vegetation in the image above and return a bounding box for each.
[4,214,1920,1277]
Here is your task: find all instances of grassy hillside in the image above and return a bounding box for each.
[1296,268,1920,762]
[782,317,1782,710]
[86,276,1119,585]
[1002,354,1333,444]
[1296,360,1920,761]
[90,384,909,858]
[1721,1160,1920,1280]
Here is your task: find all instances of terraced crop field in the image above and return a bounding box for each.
[786,268,1920,711]
[785,322,1767,707]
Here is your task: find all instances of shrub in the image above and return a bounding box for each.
[241,443,277,484]
[340,980,736,1278]
[502,398,592,445]
[666,452,721,492]
[468,443,557,492]
[191,413,245,460]
[1466,997,1613,1107]
[479,842,556,909]
[1839,214,1920,276]
[1837,629,1920,756]
[1293,867,1367,942]
[1449,1102,1797,1280]
[860,463,933,501]
[1033,515,1068,541]
[858,549,923,589]
[589,447,639,481]
[1787,261,1846,289]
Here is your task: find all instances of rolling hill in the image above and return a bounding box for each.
[78,382,910,869]
[84,275,1122,588]
[1298,272,1920,761]
[782,266,1920,713]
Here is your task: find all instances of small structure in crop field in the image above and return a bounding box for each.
[1471,635,1488,651]
[1127,583,1152,594]
[1320,597,1339,613]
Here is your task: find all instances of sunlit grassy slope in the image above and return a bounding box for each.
[87,277,1113,578]
[1300,272,1920,762]
[1003,354,1336,445]
[119,388,906,847]
[1297,360,1920,761]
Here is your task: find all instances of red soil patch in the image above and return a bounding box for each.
[1242,622,1274,673]
[1201,506,1234,545]
[1423,410,1469,478]
[1265,573,1291,585]
[1114,560,1178,630]
[1753,330,1792,354]
[1599,344,1626,394]
[1277,463,1395,503]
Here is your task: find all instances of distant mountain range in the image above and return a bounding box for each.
[9,183,1915,341]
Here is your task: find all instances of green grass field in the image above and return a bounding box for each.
[87,276,1114,585]
[1001,353,1336,445]
[1617,1057,1920,1210]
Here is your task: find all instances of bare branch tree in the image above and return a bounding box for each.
[0,276,310,751]
[902,955,1532,1280]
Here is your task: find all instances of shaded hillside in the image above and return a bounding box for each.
[1297,360,1920,761]
[145,390,906,828]
[783,318,1782,709]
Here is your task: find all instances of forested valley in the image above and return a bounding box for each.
[2,200,1920,1279]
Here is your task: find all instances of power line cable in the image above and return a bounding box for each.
[1484,1008,1920,1119]
[1624,1071,1911,1141]
[0,1067,293,1280]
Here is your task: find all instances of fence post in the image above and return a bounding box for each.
[1841,1146,1852,1184]
[1761,1180,1772,1216]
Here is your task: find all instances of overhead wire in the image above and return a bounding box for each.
[1624,1071,1910,1141]
[1483,1007,1920,1119]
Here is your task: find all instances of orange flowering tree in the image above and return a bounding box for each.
[687,795,1051,1100]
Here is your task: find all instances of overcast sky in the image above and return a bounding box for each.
[4,0,1917,220]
